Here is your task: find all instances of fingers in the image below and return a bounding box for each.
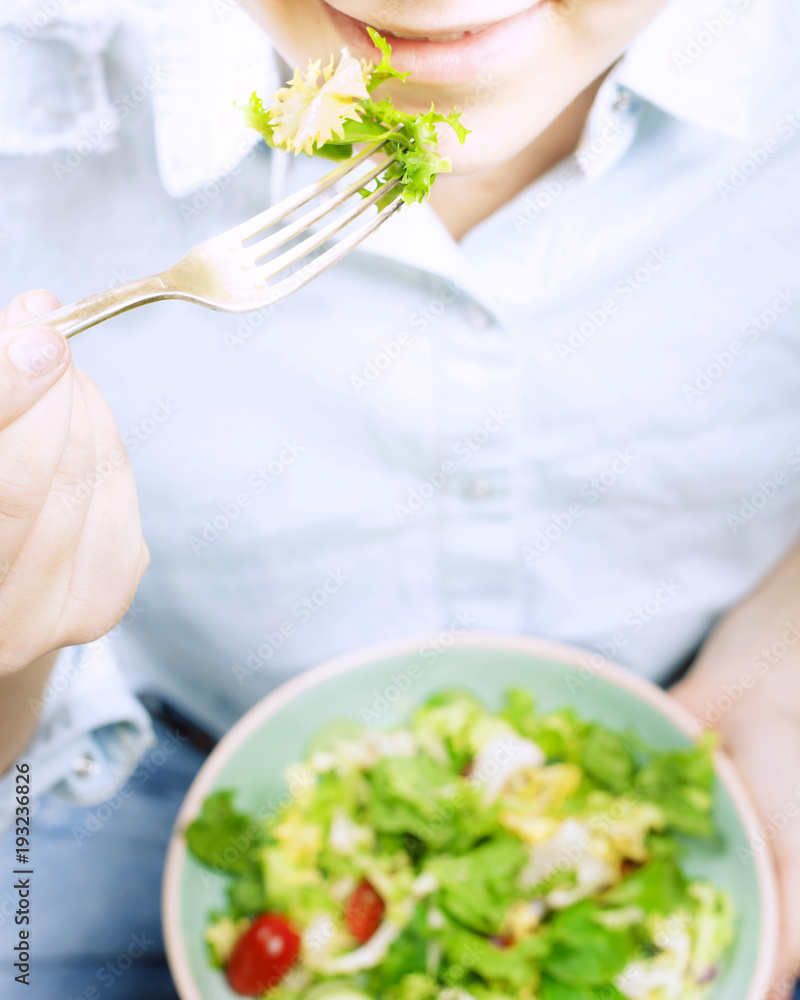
[770,852,800,998]
[0,366,147,668]
[2,289,61,329]
[715,712,800,998]
[0,291,70,433]
[0,355,74,566]
[0,291,76,566]
[0,288,148,670]
[768,960,800,1000]
[55,371,149,647]
[0,365,94,669]
[671,684,800,995]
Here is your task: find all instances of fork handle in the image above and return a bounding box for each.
[18,274,172,339]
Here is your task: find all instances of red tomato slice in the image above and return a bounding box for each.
[346,879,386,944]
[226,913,301,997]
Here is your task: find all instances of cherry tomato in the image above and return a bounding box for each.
[346,879,386,944]
[226,913,301,996]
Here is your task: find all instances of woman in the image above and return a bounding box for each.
[0,0,798,995]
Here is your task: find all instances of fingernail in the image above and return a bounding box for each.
[7,327,67,378]
[23,289,59,317]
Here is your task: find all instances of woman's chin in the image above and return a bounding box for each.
[431,120,528,178]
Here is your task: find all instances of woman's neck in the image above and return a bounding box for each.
[428,76,605,241]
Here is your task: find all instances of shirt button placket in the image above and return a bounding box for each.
[437,286,523,633]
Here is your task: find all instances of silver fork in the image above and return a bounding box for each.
[22,136,403,339]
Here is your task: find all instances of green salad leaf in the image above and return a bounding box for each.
[634,735,716,837]
[428,835,529,934]
[242,28,469,205]
[367,752,494,852]
[602,858,688,916]
[540,902,635,986]
[440,920,547,992]
[540,978,627,1000]
[365,905,430,993]
[185,689,734,1000]
[581,725,636,794]
[185,790,263,876]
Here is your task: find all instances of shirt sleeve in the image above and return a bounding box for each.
[0,639,156,834]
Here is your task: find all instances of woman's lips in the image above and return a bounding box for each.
[321,1,548,84]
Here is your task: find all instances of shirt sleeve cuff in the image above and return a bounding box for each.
[0,641,156,832]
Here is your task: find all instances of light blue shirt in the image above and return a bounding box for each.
[1,0,800,825]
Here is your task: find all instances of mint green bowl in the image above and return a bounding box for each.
[163,632,779,1000]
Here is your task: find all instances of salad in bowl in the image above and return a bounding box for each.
[183,688,736,1000]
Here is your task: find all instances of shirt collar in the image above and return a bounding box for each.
[139,0,797,190]
[617,0,781,141]
[0,0,278,198]
[132,0,279,199]
[1,0,793,193]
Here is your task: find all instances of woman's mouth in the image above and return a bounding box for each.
[321,1,549,84]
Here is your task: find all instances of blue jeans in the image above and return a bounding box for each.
[1,723,798,1000]
[0,722,205,1000]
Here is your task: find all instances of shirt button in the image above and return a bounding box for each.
[72,754,100,778]
[463,303,492,330]
[464,478,493,499]
[614,89,633,113]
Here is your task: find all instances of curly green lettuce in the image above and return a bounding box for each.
[242,28,469,205]
[188,689,736,1000]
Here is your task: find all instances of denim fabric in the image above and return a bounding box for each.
[0,723,205,1000]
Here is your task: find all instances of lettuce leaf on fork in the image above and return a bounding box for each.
[242,28,469,205]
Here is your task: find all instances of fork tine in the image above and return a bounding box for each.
[223,128,402,246]
[259,195,404,308]
[252,175,402,283]
[240,154,396,266]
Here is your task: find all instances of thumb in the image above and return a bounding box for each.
[0,290,70,430]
